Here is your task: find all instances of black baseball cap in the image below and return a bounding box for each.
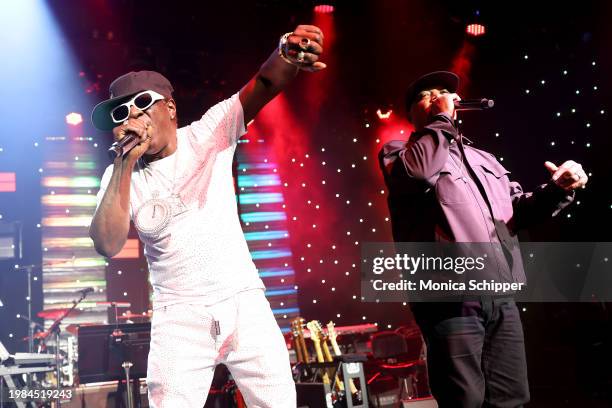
[91,70,174,131]
[405,71,459,112]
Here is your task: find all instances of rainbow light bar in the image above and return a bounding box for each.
[237,163,276,170]
[42,194,97,206]
[237,174,281,187]
[238,193,283,204]
[244,230,289,241]
[266,288,298,297]
[42,216,93,227]
[272,307,300,315]
[235,141,300,328]
[240,212,287,223]
[46,161,97,170]
[42,237,94,248]
[258,268,295,278]
[44,280,106,290]
[42,176,100,188]
[250,249,292,260]
[41,137,108,330]
[45,257,106,268]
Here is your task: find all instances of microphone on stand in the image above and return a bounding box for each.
[78,287,95,296]
[108,133,140,160]
[455,98,495,111]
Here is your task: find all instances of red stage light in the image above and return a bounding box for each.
[376,109,392,120]
[0,172,16,192]
[113,239,140,259]
[466,23,486,37]
[65,112,83,126]
[314,4,334,13]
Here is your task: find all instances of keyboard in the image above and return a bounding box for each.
[11,353,56,366]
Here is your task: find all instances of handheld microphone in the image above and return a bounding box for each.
[455,98,495,111]
[78,287,95,296]
[108,133,140,160]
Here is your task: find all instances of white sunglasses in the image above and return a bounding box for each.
[110,90,166,124]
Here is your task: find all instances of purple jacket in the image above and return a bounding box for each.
[379,113,574,283]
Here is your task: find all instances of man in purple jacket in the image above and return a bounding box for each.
[379,71,588,407]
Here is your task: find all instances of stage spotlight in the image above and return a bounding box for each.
[66,112,83,126]
[466,23,486,37]
[314,4,334,13]
[376,109,392,120]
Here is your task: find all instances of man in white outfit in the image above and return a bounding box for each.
[89,25,325,407]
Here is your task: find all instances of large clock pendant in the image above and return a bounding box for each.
[134,191,172,236]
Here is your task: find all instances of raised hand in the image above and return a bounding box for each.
[280,24,326,72]
[544,160,588,191]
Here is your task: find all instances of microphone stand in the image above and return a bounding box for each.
[13,265,39,355]
[43,290,91,407]
[26,265,33,356]
[13,264,38,387]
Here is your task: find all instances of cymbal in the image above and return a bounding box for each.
[22,330,74,342]
[37,308,81,320]
[96,301,131,308]
[117,311,152,320]
[22,332,49,341]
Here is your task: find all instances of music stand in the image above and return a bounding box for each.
[78,323,150,407]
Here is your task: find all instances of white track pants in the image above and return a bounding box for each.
[146,289,296,407]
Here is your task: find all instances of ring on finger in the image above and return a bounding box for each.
[299,38,311,50]
[296,51,306,63]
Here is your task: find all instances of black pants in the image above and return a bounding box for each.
[411,298,530,408]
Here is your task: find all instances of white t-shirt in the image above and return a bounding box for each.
[96,93,264,308]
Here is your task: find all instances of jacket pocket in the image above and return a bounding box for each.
[435,165,471,204]
[478,161,510,179]
[476,163,515,218]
